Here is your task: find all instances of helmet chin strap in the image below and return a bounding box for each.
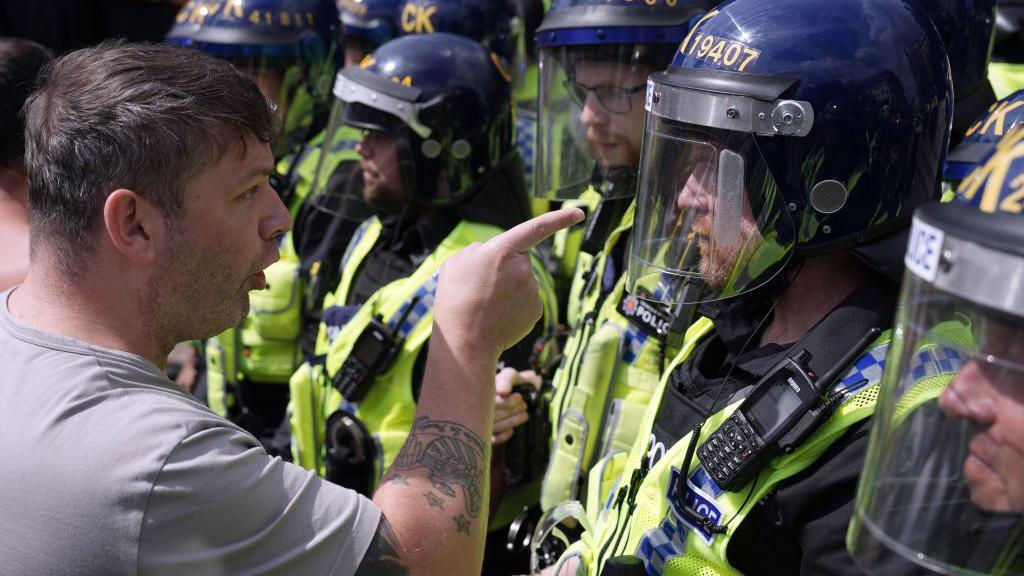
[591,162,638,199]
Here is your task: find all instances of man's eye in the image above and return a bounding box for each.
[240,186,258,199]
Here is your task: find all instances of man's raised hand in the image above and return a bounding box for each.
[433,208,585,359]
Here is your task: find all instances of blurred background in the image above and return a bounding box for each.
[0,0,186,55]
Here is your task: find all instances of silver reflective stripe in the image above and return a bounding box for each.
[332,73,433,138]
[649,80,814,137]
[714,149,745,242]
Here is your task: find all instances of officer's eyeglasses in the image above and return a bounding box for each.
[563,79,646,114]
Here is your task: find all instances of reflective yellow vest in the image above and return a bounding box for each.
[990,62,1024,100]
[557,313,965,576]
[549,188,601,301]
[541,200,678,512]
[203,129,361,416]
[289,217,559,487]
[553,317,888,574]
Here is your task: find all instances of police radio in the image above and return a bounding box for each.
[331,297,420,403]
[697,327,880,492]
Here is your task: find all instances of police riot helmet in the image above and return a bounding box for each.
[337,0,402,57]
[849,126,1024,575]
[395,0,517,63]
[533,0,713,201]
[326,33,515,207]
[916,0,997,145]
[167,0,341,156]
[625,0,953,307]
[945,88,1024,182]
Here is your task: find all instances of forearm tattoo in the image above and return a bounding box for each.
[354,517,408,576]
[385,416,488,532]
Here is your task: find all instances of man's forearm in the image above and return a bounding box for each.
[368,322,498,575]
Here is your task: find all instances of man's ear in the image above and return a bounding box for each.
[102,189,168,265]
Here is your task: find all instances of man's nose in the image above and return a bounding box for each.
[259,186,293,243]
[938,360,998,427]
[579,91,608,127]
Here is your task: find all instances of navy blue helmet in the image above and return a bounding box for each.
[628,0,953,305]
[337,0,402,51]
[334,33,515,206]
[916,0,997,144]
[945,88,1024,181]
[395,0,517,62]
[167,0,342,154]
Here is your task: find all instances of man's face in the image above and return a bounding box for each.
[356,129,406,215]
[151,136,291,341]
[938,320,1024,513]
[573,60,650,170]
[674,146,760,290]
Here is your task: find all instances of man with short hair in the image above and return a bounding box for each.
[0,40,582,576]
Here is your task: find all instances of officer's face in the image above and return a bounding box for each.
[938,319,1024,513]
[673,146,760,289]
[154,136,291,339]
[345,38,371,69]
[573,60,650,170]
[356,129,405,215]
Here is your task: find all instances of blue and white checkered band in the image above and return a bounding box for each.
[637,466,725,575]
[831,343,890,398]
[622,326,649,365]
[323,305,362,344]
[516,110,536,196]
[621,277,674,364]
[330,134,358,154]
[910,345,966,383]
[389,272,439,338]
[340,220,375,270]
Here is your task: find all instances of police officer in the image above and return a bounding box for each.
[287,31,559,572]
[850,126,1024,575]
[546,0,954,573]
[390,2,563,563]
[534,0,711,298]
[512,0,711,527]
[166,0,345,454]
[288,34,561,569]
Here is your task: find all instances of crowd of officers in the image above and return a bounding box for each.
[6,0,1024,573]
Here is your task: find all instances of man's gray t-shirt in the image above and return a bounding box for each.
[0,290,380,575]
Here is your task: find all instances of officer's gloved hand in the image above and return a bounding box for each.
[434,208,585,359]
[493,368,541,445]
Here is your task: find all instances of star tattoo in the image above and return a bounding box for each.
[452,514,470,535]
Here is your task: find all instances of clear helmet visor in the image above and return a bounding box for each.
[850,264,1024,574]
[304,98,374,223]
[626,115,795,306]
[535,45,656,200]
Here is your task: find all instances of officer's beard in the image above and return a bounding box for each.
[696,217,762,291]
[363,179,407,216]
